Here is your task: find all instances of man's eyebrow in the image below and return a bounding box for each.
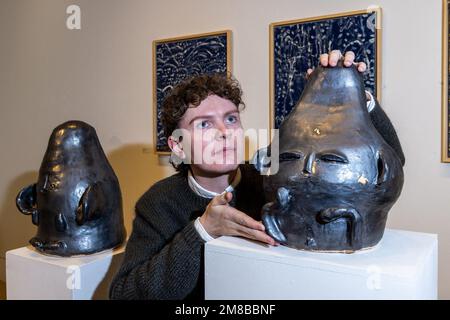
[187,109,239,125]
[224,109,239,116]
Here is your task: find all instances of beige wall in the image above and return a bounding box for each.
[1,0,448,298]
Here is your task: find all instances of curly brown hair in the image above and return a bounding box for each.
[161,73,245,140]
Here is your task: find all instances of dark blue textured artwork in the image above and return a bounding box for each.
[272,11,379,129]
[155,32,229,152]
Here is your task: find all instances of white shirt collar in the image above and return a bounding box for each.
[187,167,241,199]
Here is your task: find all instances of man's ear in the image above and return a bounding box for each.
[168,136,186,159]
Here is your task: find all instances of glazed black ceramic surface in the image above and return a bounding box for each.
[258,63,404,252]
[16,121,126,256]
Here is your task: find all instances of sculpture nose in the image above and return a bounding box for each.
[302,153,315,175]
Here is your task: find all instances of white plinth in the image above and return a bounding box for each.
[6,245,125,300]
[205,229,438,300]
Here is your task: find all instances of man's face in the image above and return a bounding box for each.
[169,94,244,174]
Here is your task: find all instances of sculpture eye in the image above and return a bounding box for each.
[319,153,348,164]
[41,174,60,192]
[279,152,303,162]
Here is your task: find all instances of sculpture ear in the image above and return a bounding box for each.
[252,147,271,173]
[16,184,39,225]
[16,184,37,215]
[376,151,389,185]
[76,183,105,225]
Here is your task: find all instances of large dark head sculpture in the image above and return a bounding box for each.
[257,63,404,252]
[16,121,126,256]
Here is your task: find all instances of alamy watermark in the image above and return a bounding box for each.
[366,265,382,290]
[66,265,81,290]
[169,124,280,175]
[66,5,81,30]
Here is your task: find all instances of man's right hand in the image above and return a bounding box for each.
[199,192,277,246]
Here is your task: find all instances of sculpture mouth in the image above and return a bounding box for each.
[30,237,67,253]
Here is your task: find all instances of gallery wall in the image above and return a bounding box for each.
[0,0,448,298]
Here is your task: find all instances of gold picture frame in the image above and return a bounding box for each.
[442,0,450,162]
[152,30,232,155]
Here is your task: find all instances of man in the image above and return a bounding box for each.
[109,50,405,300]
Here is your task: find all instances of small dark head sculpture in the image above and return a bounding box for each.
[256,63,404,252]
[16,121,126,256]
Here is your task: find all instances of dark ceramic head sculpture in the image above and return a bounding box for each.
[257,63,404,252]
[16,121,126,256]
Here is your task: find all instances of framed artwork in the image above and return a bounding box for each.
[270,8,382,130]
[442,0,450,162]
[153,30,232,154]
